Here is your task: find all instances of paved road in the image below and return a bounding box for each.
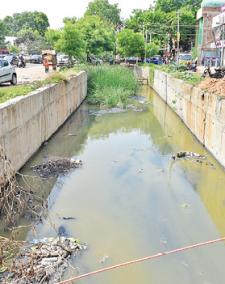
[16,63,55,84]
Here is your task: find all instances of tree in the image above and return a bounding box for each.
[56,23,85,60]
[165,7,196,50]
[3,11,49,36]
[117,29,145,58]
[76,15,115,58]
[15,28,48,54]
[146,42,160,57]
[63,17,77,25]
[8,45,20,54]
[155,0,201,13]
[126,9,169,46]
[0,20,6,48]
[85,0,121,27]
[45,29,62,49]
[126,3,197,51]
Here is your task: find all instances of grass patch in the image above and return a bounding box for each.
[159,64,203,85]
[149,64,156,87]
[81,65,138,108]
[0,72,71,104]
[147,63,202,85]
[0,83,40,104]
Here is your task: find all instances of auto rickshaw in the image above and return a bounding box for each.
[42,50,57,70]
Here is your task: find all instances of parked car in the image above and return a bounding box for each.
[0,59,17,85]
[57,54,70,67]
[24,54,31,63]
[3,54,19,66]
[179,53,192,65]
[179,53,192,61]
[127,57,137,64]
[30,54,42,64]
[87,55,103,65]
[150,55,163,65]
[144,58,151,63]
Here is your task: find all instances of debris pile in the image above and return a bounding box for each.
[0,145,45,226]
[172,151,206,160]
[32,158,82,178]
[0,236,25,274]
[2,237,87,284]
[199,78,225,96]
[171,151,215,168]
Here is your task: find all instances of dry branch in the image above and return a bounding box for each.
[0,145,46,227]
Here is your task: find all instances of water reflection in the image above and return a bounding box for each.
[17,86,225,284]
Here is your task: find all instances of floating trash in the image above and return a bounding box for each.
[172,152,206,160]
[31,157,82,178]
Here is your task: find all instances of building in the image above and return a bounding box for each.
[196,0,225,65]
[211,4,225,66]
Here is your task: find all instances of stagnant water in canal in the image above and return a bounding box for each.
[12,86,225,283]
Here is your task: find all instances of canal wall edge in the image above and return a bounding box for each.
[0,71,87,173]
[152,69,225,168]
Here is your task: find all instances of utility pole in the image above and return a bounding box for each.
[177,10,180,64]
[144,30,148,61]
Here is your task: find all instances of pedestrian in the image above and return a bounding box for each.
[43,57,49,73]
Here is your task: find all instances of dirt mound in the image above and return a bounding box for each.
[199,78,225,96]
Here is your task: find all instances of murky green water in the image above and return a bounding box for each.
[19,86,225,283]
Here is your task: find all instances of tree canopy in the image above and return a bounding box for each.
[0,0,202,57]
[155,0,202,13]
[146,42,160,57]
[76,15,115,58]
[117,29,145,57]
[0,20,7,48]
[56,23,85,59]
[3,11,49,36]
[126,2,197,51]
[85,0,121,27]
[45,29,62,49]
[15,28,48,54]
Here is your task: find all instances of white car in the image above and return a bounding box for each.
[0,59,17,85]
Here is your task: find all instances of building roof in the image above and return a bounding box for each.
[201,0,225,8]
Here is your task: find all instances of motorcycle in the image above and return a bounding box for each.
[203,66,225,79]
[18,59,26,68]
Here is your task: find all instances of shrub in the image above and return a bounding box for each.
[84,65,139,107]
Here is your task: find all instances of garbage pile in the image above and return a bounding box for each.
[32,158,82,178]
[2,237,87,284]
[172,151,206,160]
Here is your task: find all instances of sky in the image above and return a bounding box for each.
[0,0,152,28]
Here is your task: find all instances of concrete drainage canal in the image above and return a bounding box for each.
[2,86,225,283]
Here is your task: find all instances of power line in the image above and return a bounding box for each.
[56,236,225,284]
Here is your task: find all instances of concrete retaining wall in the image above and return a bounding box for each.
[0,71,87,172]
[153,69,225,167]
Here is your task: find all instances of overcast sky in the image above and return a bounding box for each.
[0,0,152,28]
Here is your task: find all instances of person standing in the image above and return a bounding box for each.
[43,57,49,73]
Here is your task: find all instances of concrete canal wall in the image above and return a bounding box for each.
[0,71,87,173]
[152,69,225,168]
